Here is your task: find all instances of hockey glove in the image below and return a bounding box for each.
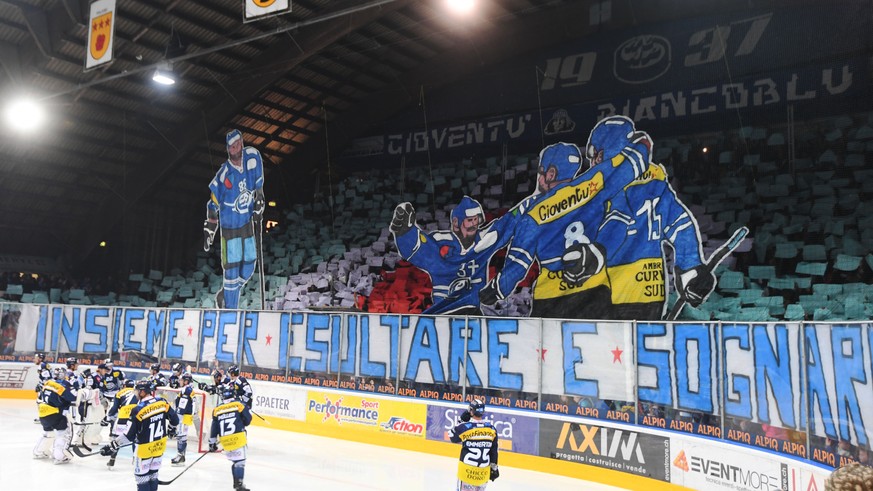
[460,410,471,423]
[198,382,209,391]
[168,425,178,439]
[208,441,219,452]
[478,279,501,307]
[561,242,606,287]
[389,202,416,236]
[490,465,500,481]
[203,220,219,252]
[253,189,266,218]
[100,440,120,456]
[675,264,716,307]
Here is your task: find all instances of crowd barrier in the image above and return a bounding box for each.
[0,303,858,489]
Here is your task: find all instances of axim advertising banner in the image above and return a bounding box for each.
[539,419,671,482]
[425,404,540,456]
[9,305,872,451]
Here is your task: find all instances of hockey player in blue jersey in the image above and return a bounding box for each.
[199,368,231,394]
[391,194,523,315]
[33,352,51,423]
[229,365,254,408]
[209,384,253,491]
[203,129,266,309]
[104,379,138,469]
[34,367,77,464]
[593,142,713,319]
[102,380,179,491]
[479,117,651,319]
[171,373,195,466]
[168,362,184,389]
[148,363,168,388]
[449,399,499,490]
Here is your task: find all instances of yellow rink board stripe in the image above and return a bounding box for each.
[249,414,693,491]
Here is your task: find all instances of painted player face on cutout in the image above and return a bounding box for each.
[537,165,560,194]
[452,215,481,249]
[228,138,244,167]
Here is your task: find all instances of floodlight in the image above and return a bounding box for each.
[4,97,45,133]
[152,61,176,85]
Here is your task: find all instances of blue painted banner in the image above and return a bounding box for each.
[9,305,872,454]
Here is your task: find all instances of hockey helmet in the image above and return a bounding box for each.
[211,368,223,380]
[97,363,108,371]
[172,362,183,374]
[104,358,114,368]
[123,379,136,388]
[468,398,486,418]
[134,379,153,393]
[226,129,242,148]
[82,368,92,378]
[450,196,485,230]
[219,384,235,402]
[181,373,193,384]
[229,365,240,377]
[65,357,78,369]
[35,353,45,361]
[150,363,160,373]
[52,367,66,380]
[586,115,638,166]
[537,142,583,182]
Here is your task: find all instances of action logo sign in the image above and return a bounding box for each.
[243,0,291,22]
[85,0,116,70]
[539,419,671,482]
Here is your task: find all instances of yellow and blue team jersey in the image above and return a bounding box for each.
[38,379,77,418]
[449,421,499,485]
[598,163,705,312]
[125,396,179,459]
[492,140,650,300]
[207,147,264,231]
[109,387,138,422]
[176,385,195,426]
[210,399,252,451]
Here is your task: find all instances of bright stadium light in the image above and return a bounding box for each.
[4,97,45,133]
[152,61,176,86]
[446,0,476,15]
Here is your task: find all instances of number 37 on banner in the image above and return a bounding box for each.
[243,0,292,22]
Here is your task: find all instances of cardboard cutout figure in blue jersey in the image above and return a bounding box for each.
[479,117,651,319]
[203,130,265,309]
[390,196,520,315]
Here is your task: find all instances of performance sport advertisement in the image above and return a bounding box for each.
[305,390,427,439]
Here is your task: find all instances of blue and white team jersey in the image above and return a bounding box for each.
[207,147,264,231]
[449,420,499,486]
[232,377,254,408]
[176,385,195,425]
[210,399,252,451]
[102,368,125,396]
[38,379,77,417]
[123,395,179,459]
[36,362,51,391]
[598,163,705,309]
[491,139,650,299]
[394,209,523,315]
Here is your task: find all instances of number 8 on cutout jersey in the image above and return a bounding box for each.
[449,421,499,487]
[210,399,252,451]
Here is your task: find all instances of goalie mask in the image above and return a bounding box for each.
[536,142,583,193]
[52,367,66,380]
[450,196,485,249]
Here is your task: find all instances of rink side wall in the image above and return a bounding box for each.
[1,362,830,491]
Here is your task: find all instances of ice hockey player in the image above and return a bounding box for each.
[148,363,168,388]
[76,366,105,446]
[101,358,126,404]
[101,379,179,490]
[65,357,80,385]
[34,367,77,464]
[199,368,231,394]
[168,363,185,389]
[228,365,253,408]
[209,384,253,491]
[103,379,138,469]
[449,399,499,490]
[171,373,195,467]
[33,353,51,423]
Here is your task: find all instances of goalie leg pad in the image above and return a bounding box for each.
[53,425,71,461]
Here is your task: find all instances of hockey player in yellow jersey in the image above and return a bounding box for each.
[449,399,499,491]
[209,384,253,491]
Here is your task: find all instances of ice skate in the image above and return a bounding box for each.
[234,479,251,491]
[171,454,186,466]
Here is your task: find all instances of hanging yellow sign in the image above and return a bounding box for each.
[244,0,291,22]
[85,0,117,70]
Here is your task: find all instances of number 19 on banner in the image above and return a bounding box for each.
[243,0,292,22]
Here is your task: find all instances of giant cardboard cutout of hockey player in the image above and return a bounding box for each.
[390,196,517,315]
[203,130,265,310]
[479,116,651,319]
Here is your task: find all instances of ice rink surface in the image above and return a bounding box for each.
[1,399,625,491]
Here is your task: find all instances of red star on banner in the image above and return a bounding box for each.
[537,348,548,362]
[611,346,623,364]
[92,22,98,31]
[588,180,599,193]
[266,334,272,346]
[187,326,193,337]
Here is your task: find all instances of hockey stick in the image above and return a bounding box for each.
[254,215,266,311]
[252,410,271,424]
[666,226,749,321]
[70,442,132,458]
[157,451,211,485]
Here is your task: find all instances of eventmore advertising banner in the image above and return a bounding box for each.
[8,304,873,452]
